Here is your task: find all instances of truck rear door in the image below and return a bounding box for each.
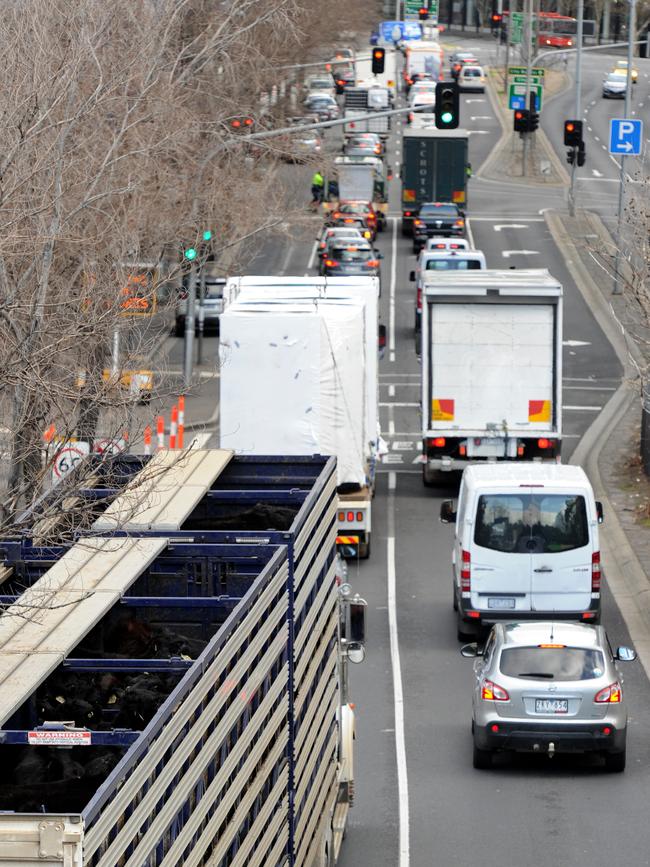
[427,303,556,435]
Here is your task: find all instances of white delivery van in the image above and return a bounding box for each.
[440,463,603,641]
[411,248,486,332]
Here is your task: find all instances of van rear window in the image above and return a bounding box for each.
[425,259,482,270]
[474,494,589,553]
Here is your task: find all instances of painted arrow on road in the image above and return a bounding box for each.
[592,169,603,177]
[494,224,528,232]
[467,130,489,135]
[465,98,486,103]
[562,339,591,347]
[502,250,539,258]
[470,115,492,120]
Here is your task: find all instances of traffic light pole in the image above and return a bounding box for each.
[612,0,636,295]
[183,267,197,390]
[568,0,584,217]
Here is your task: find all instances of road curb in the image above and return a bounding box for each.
[545,208,650,676]
[478,71,569,186]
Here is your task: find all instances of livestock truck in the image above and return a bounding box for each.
[0,450,365,867]
[420,270,563,486]
[220,276,381,559]
[401,127,469,235]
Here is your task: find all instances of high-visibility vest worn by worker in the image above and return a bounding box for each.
[312,171,324,188]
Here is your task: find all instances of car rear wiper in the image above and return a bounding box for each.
[517,672,554,678]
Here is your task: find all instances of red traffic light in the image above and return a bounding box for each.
[492,13,502,21]
[231,117,254,130]
[566,122,575,132]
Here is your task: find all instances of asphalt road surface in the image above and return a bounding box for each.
[164,35,649,866]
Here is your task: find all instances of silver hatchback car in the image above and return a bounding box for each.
[461,621,636,772]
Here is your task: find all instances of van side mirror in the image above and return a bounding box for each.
[596,501,604,524]
[440,500,456,523]
[409,270,415,281]
[349,596,366,643]
[460,643,482,658]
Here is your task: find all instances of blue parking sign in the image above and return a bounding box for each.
[509,94,526,110]
[609,118,643,156]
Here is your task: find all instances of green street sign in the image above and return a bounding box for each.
[510,12,523,44]
[508,66,545,78]
[508,82,543,111]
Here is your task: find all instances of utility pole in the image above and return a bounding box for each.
[522,0,534,175]
[613,0,636,294]
[568,0,584,216]
[504,0,515,94]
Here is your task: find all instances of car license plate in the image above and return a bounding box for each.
[535,699,568,714]
[487,597,516,610]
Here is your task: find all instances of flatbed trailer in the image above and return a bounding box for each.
[0,451,358,867]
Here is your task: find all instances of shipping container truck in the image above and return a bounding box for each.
[220,277,381,559]
[0,450,365,867]
[401,127,469,234]
[324,156,388,229]
[420,270,563,486]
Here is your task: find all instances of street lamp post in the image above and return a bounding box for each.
[613,0,636,294]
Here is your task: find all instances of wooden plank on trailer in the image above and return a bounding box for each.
[92,449,233,531]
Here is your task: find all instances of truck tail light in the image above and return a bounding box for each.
[592,551,601,591]
[347,511,354,522]
[517,445,525,456]
[595,682,622,703]
[324,259,338,268]
[459,444,467,456]
[461,549,471,591]
[416,286,422,311]
[413,219,423,227]
[338,511,345,521]
[427,437,445,447]
[538,438,555,449]
[356,511,363,521]
[481,679,509,701]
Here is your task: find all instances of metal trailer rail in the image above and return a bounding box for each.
[0,539,291,867]
[2,452,342,867]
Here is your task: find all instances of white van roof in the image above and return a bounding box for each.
[462,463,591,491]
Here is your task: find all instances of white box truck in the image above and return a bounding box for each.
[221,276,381,558]
[420,270,563,486]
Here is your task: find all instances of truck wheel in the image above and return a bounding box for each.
[423,464,444,487]
[358,536,371,559]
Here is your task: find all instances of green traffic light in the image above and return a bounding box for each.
[184,247,197,261]
[202,230,212,241]
[441,111,453,124]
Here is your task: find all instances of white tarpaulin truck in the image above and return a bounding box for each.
[221,276,381,558]
[420,270,563,485]
[343,85,392,136]
[324,156,388,229]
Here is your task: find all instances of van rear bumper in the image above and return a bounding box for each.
[459,599,601,629]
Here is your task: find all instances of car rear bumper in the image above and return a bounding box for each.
[475,720,626,754]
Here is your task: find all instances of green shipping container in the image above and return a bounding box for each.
[401,128,469,233]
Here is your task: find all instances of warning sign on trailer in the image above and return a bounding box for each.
[28,730,92,746]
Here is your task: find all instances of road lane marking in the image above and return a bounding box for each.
[563,385,616,391]
[379,402,419,407]
[494,223,528,231]
[502,249,539,257]
[306,240,318,271]
[389,217,397,363]
[387,472,410,867]
[389,384,396,397]
[563,405,603,411]
[466,217,475,248]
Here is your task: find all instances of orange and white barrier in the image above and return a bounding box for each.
[143,425,152,456]
[178,395,185,449]
[156,416,165,451]
[169,405,178,449]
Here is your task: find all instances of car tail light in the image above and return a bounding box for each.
[366,259,380,268]
[319,242,326,249]
[404,211,412,218]
[490,723,500,733]
[366,214,377,224]
[481,680,509,701]
[356,511,363,521]
[455,219,465,227]
[427,437,445,447]
[332,212,341,220]
[416,286,422,311]
[433,243,446,248]
[374,145,381,154]
[460,549,471,591]
[414,219,423,227]
[595,682,622,703]
[324,259,338,267]
[592,551,601,591]
[337,79,345,86]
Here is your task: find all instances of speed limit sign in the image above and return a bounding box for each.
[52,442,90,482]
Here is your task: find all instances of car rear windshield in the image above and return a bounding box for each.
[499,646,605,681]
[424,258,481,270]
[330,247,373,261]
[474,494,589,553]
[310,79,331,88]
[419,204,458,216]
[339,203,371,214]
[463,68,483,77]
